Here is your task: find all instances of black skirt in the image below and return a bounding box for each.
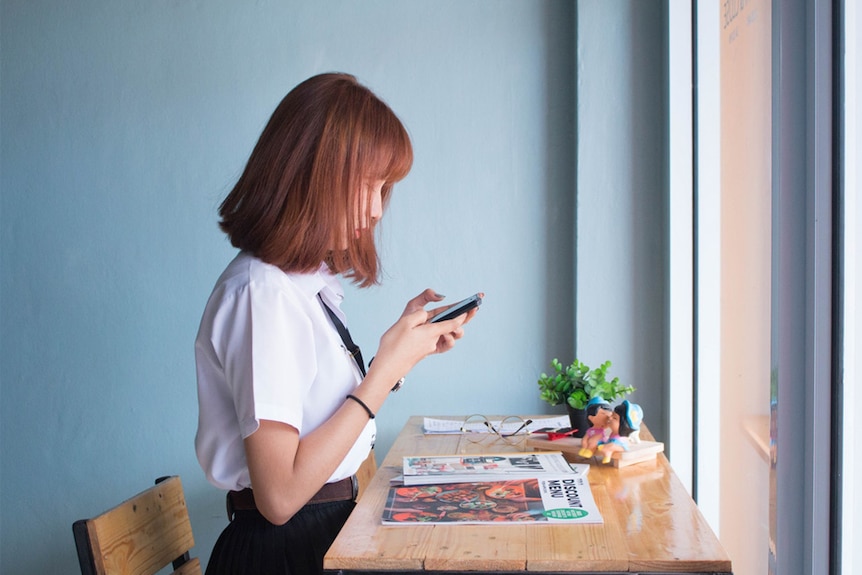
[205,499,355,575]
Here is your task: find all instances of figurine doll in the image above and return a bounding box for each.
[616,399,643,443]
[578,397,613,458]
[597,400,644,464]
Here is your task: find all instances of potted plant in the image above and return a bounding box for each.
[537,358,635,437]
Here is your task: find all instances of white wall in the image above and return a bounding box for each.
[667,0,695,493]
[694,0,723,531]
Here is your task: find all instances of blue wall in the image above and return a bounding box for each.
[575,0,668,448]
[0,1,585,571]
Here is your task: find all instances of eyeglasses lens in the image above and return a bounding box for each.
[461,415,530,445]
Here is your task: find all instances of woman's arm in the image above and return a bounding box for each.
[245,289,479,525]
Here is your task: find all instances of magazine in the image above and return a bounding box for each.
[400,452,586,486]
[382,475,602,525]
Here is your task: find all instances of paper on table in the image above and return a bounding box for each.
[422,415,571,434]
[383,474,603,525]
[390,462,588,485]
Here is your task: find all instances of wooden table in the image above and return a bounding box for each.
[324,416,732,574]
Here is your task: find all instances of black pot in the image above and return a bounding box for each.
[566,404,587,438]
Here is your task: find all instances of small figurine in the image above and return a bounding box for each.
[578,396,613,458]
[616,399,643,443]
[597,400,644,464]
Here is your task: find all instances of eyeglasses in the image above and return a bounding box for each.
[460,414,534,445]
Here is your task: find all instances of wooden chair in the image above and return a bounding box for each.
[73,476,201,575]
[355,449,377,501]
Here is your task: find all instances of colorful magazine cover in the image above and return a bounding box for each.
[401,452,582,486]
[382,475,602,525]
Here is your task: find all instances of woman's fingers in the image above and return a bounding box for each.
[403,288,445,315]
[435,330,460,353]
[371,294,480,387]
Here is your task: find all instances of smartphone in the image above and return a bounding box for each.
[430,293,482,323]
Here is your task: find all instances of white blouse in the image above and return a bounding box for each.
[194,252,375,491]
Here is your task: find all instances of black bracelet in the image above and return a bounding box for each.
[345,394,375,419]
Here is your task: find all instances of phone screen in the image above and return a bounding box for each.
[430,293,482,323]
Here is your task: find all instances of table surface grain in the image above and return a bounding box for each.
[324,416,732,574]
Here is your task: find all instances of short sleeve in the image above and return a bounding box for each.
[211,278,318,439]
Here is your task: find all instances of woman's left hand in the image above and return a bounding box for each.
[368,289,480,389]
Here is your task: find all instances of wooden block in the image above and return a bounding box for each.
[525,436,664,468]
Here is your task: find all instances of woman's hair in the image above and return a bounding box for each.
[218,73,413,287]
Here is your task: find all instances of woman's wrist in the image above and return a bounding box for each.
[345,394,375,419]
[366,357,406,394]
[353,372,397,412]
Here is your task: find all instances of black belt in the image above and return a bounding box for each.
[226,475,358,521]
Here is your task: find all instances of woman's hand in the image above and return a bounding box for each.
[402,288,446,315]
[366,289,481,390]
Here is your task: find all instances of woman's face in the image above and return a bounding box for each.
[355,178,385,237]
[334,179,384,250]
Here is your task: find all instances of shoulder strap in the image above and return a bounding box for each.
[318,294,367,377]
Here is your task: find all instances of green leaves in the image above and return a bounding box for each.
[537,358,635,410]
[566,389,589,410]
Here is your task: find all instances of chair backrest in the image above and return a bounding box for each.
[73,476,201,575]
[356,449,377,501]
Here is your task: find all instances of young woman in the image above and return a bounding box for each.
[194,73,479,574]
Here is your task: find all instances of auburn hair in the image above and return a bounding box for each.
[218,73,413,287]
